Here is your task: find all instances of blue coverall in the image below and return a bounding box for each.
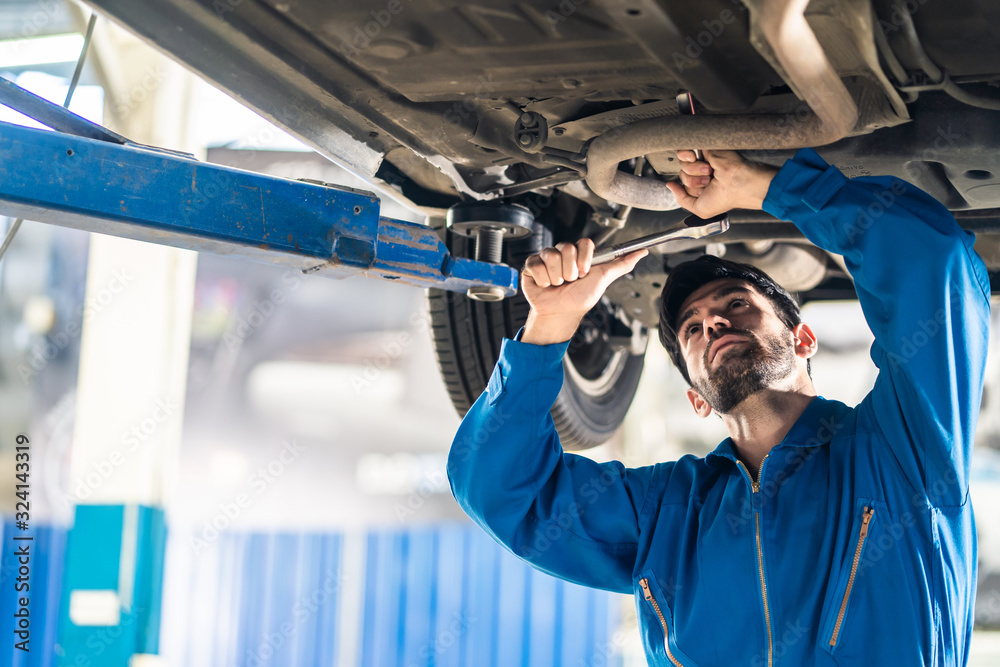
[448,149,992,666]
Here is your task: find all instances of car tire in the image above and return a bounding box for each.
[426,219,647,450]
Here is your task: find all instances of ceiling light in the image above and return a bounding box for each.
[0,33,84,68]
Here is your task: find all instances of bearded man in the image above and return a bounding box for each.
[447,148,991,666]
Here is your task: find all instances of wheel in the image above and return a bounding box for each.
[427,217,647,450]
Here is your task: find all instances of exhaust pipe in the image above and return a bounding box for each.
[585,0,859,210]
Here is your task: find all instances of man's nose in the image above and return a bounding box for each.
[703,314,732,340]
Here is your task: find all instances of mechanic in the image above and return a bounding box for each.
[447,148,991,666]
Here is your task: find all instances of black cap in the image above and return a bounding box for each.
[658,255,803,386]
[660,255,801,333]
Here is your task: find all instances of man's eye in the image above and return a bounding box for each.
[686,324,700,337]
[729,299,746,309]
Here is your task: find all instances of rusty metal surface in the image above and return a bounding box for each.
[0,112,516,297]
[584,0,860,210]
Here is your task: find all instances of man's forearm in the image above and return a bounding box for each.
[521,310,582,345]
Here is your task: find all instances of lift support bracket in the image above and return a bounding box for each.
[0,77,518,297]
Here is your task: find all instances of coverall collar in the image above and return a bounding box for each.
[705,395,844,468]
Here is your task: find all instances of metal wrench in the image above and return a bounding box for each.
[592,91,729,266]
[591,214,730,265]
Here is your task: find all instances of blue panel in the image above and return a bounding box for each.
[0,107,517,297]
[56,504,166,667]
[432,525,468,667]
[553,576,565,667]
[493,538,529,667]
[160,522,622,666]
[134,507,167,655]
[361,531,406,667]
[0,519,68,666]
[263,535,298,666]
[527,568,558,667]
[163,529,346,667]
[399,528,433,667]
[290,532,341,667]
[219,532,249,667]
[461,529,499,667]
[34,524,69,666]
[0,119,377,264]
[559,580,593,667]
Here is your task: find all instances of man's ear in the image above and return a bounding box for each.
[686,387,714,419]
[792,322,818,359]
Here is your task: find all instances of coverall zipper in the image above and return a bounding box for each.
[640,578,685,666]
[737,455,773,667]
[828,505,875,647]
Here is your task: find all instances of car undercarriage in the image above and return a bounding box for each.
[84,0,1000,447]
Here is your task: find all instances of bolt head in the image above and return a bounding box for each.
[467,285,507,302]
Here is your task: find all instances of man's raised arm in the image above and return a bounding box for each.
[761,149,991,505]
[447,240,654,594]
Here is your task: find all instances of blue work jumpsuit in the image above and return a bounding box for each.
[448,149,992,666]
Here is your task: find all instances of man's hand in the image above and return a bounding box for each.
[665,150,779,218]
[520,239,648,345]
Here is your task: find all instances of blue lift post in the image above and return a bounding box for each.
[0,77,518,298]
[0,76,517,664]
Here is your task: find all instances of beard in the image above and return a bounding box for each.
[691,328,797,414]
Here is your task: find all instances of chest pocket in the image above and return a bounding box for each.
[820,498,886,655]
[636,569,700,667]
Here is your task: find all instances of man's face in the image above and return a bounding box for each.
[676,278,798,414]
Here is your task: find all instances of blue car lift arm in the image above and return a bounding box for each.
[0,77,517,297]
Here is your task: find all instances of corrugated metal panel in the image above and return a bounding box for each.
[163,531,345,667]
[163,522,620,667]
[0,517,67,666]
[2,519,619,665]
